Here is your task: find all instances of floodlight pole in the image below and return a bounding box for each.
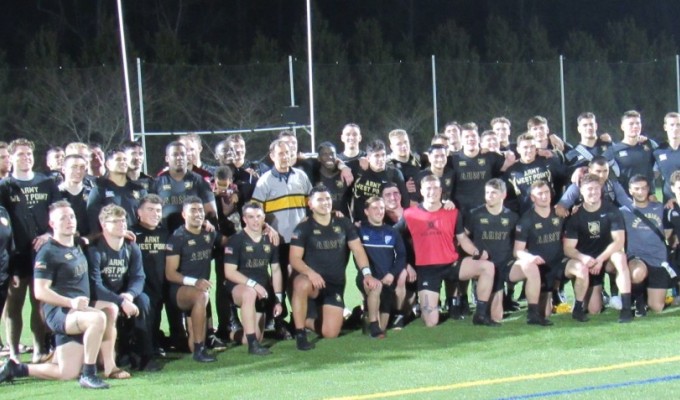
[305,0,315,151]
[116,0,135,141]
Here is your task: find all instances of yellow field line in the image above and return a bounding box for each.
[325,355,680,400]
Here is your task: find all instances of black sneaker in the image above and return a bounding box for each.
[248,342,271,356]
[390,315,405,330]
[369,324,386,339]
[79,374,110,389]
[0,359,16,384]
[139,357,163,372]
[472,314,501,327]
[635,301,647,317]
[206,334,227,350]
[295,334,315,351]
[192,349,217,363]
[618,309,634,323]
[572,309,589,322]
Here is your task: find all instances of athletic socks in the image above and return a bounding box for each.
[245,333,257,347]
[82,363,97,377]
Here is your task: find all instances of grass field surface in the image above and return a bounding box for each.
[3,270,680,399]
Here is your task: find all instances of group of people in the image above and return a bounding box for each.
[1,108,680,389]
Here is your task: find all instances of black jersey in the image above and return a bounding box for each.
[450,151,505,213]
[317,170,351,218]
[34,238,89,318]
[133,224,170,299]
[515,208,565,265]
[390,154,422,203]
[653,143,680,201]
[466,205,518,264]
[0,206,13,284]
[231,162,259,206]
[415,167,456,202]
[290,216,358,285]
[564,140,611,175]
[131,172,154,193]
[60,186,92,237]
[0,173,60,254]
[564,202,625,257]
[152,171,215,233]
[86,178,147,234]
[504,156,564,214]
[605,140,658,191]
[168,226,221,281]
[86,239,145,305]
[351,167,409,222]
[224,231,279,286]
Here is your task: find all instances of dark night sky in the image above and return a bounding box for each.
[1,1,680,66]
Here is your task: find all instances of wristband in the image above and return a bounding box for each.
[183,276,198,286]
[246,279,257,288]
[361,267,372,276]
[275,293,284,303]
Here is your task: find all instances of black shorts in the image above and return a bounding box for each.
[356,275,395,314]
[540,258,569,293]
[45,307,84,346]
[10,253,34,279]
[416,262,460,293]
[493,259,516,292]
[310,281,345,309]
[647,266,672,289]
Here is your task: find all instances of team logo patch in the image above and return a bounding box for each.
[459,161,467,167]
[660,154,668,161]
[64,253,74,260]
[333,226,342,234]
[188,240,196,246]
[263,245,271,253]
[105,191,115,198]
[166,244,174,251]
[552,218,560,226]
[224,247,233,255]
[362,235,369,241]
[162,184,171,191]
[535,223,543,229]
[35,262,46,270]
[478,159,486,166]
[445,178,452,186]
[204,235,211,244]
[0,217,8,226]
[643,145,650,151]
[313,229,321,235]
[480,218,489,224]
[588,221,600,236]
[619,150,628,157]
[501,218,509,226]
[132,191,140,199]
[385,235,392,244]
[184,182,193,189]
[245,246,253,252]
[335,293,343,303]
[336,180,344,189]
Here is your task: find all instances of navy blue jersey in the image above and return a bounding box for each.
[358,223,406,279]
[87,239,145,305]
